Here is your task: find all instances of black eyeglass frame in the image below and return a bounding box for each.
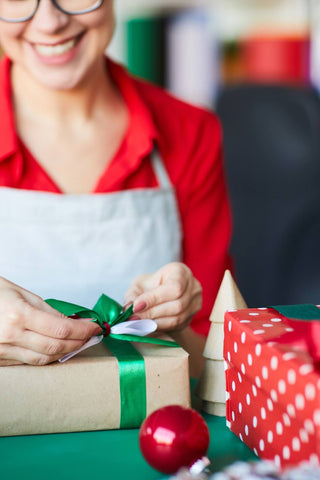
[0,0,104,22]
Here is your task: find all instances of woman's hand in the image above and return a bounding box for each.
[0,277,102,366]
[124,262,202,333]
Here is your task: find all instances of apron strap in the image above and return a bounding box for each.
[151,148,172,189]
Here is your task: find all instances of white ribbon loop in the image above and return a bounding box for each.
[59,319,157,363]
[60,335,103,363]
[110,319,157,336]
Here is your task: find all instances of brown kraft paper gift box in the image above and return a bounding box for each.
[0,338,190,436]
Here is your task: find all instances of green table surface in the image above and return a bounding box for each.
[0,411,256,480]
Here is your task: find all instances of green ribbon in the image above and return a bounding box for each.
[271,304,320,320]
[106,337,146,428]
[46,294,178,428]
[46,294,134,334]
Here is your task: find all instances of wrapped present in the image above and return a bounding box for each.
[0,295,190,436]
[224,304,320,468]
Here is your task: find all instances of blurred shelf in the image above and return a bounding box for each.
[115,0,213,16]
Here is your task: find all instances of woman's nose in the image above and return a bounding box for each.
[30,0,69,32]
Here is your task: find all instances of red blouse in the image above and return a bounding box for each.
[0,56,232,335]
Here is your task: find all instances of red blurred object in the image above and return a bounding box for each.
[242,35,310,85]
[139,405,210,474]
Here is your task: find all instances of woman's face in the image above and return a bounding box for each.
[0,0,115,90]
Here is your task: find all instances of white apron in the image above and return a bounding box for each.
[0,151,182,306]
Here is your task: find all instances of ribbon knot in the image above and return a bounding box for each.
[103,322,111,337]
[271,304,320,364]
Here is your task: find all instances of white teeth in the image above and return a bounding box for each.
[34,38,76,57]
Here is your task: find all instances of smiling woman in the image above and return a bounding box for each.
[0,0,231,377]
[0,0,115,89]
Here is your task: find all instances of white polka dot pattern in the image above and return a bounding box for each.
[224,307,320,469]
[287,370,296,385]
[270,357,278,370]
[305,383,316,401]
[278,380,286,395]
[267,399,273,411]
[292,437,300,451]
[283,413,291,427]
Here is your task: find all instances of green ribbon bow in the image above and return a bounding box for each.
[46,295,177,428]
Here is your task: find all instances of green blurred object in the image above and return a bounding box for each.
[126,16,166,87]
[0,411,256,480]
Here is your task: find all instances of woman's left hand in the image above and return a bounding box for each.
[123,262,202,332]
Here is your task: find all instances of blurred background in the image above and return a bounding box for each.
[1,0,318,309]
[109,0,315,106]
[107,0,320,309]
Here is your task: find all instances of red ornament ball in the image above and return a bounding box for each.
[139,405,210,474]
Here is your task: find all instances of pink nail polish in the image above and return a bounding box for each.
[129,314,141,321]
[133,301,147,313]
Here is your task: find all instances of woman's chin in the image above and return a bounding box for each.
[30,72,82,91]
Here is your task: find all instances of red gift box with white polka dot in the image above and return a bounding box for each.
[224,307,320,469]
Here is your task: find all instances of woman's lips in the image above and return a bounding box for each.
[34,37,77,56]
[31,32,84,59]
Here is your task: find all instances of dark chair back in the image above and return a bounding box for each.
[216,84,320,307]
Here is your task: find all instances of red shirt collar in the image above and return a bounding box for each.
[0,56,158,169]
[0,56,19,161]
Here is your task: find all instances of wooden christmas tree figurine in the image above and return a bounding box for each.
[196,270,247,416]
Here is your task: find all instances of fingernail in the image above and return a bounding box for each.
[93,325,103,334]
[133,301,147,313]
[129,314,141,321]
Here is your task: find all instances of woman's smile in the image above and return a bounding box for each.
[27,31,85,65]
[32,33,83,57]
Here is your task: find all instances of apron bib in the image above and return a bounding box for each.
[0,151,182,306]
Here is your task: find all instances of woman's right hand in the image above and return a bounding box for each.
[0,277,102,366]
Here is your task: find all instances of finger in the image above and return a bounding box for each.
[9,330,90,356]
[136,297,189,321]
[124,271,166,306]
[133,282,188,314]
[123,284,144,306]
[0,359,23,366]
[0,343,61,366]
[3,282,66,318]
[144,293,202,332]
[18,290,66,317]
[23,307,102,340]
[153,314,193,332]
